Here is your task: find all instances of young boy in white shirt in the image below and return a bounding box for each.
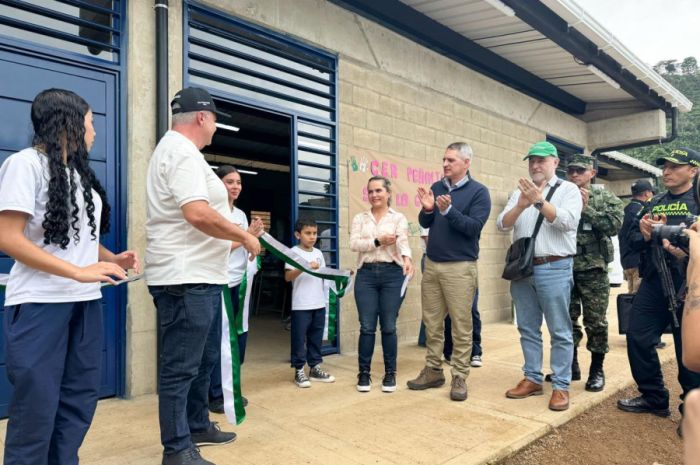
[285,219,336,387]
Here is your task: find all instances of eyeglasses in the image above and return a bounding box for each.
[566,167,588,175]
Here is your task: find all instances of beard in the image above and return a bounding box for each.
[530,171,546,184]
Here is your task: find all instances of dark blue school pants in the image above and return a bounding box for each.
[3,300,103,465]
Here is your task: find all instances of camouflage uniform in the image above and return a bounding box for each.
[569,156,624,355]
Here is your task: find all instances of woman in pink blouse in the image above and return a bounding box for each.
[351,175,413,393]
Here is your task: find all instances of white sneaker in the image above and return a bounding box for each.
[294,368,311,388]
[309,365,336,383]
[470,355,483,367]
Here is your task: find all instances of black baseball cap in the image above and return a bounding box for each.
[631,179,656,196]
[655,147,700,167]
[170,87,229,118]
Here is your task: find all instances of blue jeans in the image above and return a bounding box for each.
[3,300,102,465]
[290,308,325,369]
[149,284,221,456]
[510,258,574,391]
[354,263,405,373]
[210,284,248,401]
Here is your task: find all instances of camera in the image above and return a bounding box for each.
[651,214,698,250]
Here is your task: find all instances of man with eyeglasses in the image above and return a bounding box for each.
[560,154,623,392]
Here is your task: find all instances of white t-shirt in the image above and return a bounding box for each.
[145,130,230,285]
[0,148,102,306]
[227,207,249,287]
[285,246,326,311]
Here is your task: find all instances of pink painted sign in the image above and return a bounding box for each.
[348,148,442,235]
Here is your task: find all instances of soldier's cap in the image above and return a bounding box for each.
[523,141,558,160]
[171,87,230,118]
[655,147,700,167]
[631,179,656,195]
[567,154,595,169]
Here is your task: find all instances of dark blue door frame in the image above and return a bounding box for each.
[183,2,341,353]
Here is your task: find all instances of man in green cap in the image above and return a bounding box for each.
[560,154,623,392]
[498,141,582,411]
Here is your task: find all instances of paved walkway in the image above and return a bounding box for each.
[0,290,677,464]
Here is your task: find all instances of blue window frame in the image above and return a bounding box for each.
[184,2,340,352]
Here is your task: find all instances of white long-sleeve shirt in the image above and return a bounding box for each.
[496,176,582,258]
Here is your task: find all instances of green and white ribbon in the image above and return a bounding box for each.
[221,256,260,425]
[0,273,7,292]
[258,233,353,342]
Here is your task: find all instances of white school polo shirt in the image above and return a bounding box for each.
[0,148,102,306]
[285,246,326,311]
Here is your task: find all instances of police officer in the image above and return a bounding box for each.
[620,179,656,294]
[618,147,700,428]
[566,154,623,392]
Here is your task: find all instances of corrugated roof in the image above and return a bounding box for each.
[399,0,691,112]
[598,150,662,177]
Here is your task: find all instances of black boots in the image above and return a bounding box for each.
[571,347,581,381]
[585,352,605,392]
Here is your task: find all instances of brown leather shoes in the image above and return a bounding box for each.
[549,390,570,411]
[505,379,544,399]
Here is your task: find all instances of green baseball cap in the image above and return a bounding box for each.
[567,154,595,169]
[523,141,558,160]
[655,147,700,167]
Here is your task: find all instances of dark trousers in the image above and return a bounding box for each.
[418,289,481,358]
[354,263,405,373]
[290,308,325,369]
[209,284,248,401]
[3,300,103,465]
[149,284,221,456]
[627,275,700,414]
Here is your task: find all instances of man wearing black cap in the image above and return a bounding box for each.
[620,179,656,294]
[618,148,700,433]
[146,87,261,465]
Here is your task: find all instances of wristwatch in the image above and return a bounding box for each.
[533,200,544,210]
[374,238,381,247]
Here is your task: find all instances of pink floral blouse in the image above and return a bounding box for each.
[350,208,412,269]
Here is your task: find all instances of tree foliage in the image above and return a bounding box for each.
[624,56,700,166]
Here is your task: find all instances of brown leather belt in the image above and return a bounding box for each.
[532,255,572,266]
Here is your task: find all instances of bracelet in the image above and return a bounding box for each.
[424,208,434,213]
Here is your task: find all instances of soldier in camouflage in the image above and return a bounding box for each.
[566,154,623,392]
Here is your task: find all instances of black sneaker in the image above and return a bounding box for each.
[294,368,311,388]
[309,365,336,383]
[357,371,371,392]
[162,447,214,465]
[191,422,237,447]
[382,372,396,393]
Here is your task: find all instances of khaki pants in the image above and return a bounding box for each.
[624,268,641,294]
[421,258,478,378]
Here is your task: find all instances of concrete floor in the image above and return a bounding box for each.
[0,290,678,465]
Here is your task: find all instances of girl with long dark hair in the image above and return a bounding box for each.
[0,88,140,464]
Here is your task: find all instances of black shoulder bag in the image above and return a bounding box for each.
[502,180,562,281]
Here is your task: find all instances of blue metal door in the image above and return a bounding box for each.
[0,49,121,417]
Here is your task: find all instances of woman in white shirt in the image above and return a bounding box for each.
[208,165,263,412]
[0,88,140,464]
[350,175,413,393]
